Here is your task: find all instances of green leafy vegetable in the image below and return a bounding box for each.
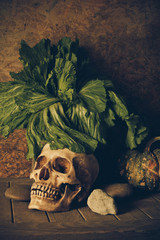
[79,80,107,113]
[0,37,148,159]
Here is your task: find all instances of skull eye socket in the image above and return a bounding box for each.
[52,157,71,174]
[35,156,47,170]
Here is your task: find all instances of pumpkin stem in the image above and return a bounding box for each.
[145,136,160,153]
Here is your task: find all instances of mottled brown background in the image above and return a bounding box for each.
[0,0,160,178]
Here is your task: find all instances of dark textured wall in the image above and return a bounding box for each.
[0,0,160,177]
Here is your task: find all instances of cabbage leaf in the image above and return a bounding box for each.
[0,37,148,159]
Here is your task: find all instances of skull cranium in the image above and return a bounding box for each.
[28,144,99,212]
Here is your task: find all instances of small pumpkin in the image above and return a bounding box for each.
[119,137,160,192]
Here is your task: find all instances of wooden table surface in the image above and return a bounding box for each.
[0,178,160,240]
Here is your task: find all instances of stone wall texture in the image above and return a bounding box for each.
[0,0,160,177]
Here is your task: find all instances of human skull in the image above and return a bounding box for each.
[28,144,99,212]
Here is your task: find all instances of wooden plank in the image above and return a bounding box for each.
[0,181,12,223]
[46,211,56,222]
[78,206,117,222]
[0,229,160,240]
[49,209,85,223]
[9,181,49,223]
[12,200,49,223]
[12,200,49,224]
[135,196,160,219]
[14,178,33,185]
[153,193,160,202]
[2,177,160,238]
[115,199,150,221]
[117,207,150,221]
[0,178,33,184]
[0,219,160,239]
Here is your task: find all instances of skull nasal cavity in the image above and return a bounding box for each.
[39,167,49,180]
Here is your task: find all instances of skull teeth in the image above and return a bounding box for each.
[31,189,61,200]
[31,183,63,200]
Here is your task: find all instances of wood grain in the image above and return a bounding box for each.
[0,181,12,223]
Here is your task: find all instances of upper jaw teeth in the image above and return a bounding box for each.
[31,183,63,200]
